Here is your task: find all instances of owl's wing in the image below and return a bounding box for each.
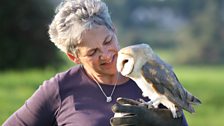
[141,58,187,109]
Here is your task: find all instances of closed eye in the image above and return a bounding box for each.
[87,49,97,56]
[105,40,111,45]
[104,35,113,45]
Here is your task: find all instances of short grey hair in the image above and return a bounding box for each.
[48,0,113,54]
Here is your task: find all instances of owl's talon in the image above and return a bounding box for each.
[138,99,147,107]
[138,99,153,108]
[176,109,183,118]
[138,99,146,103]
[146,102,154,109]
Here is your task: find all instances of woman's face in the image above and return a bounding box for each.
[76,25,119,77]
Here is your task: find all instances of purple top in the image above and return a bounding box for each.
[3,65,188,126]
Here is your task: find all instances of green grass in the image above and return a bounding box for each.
[0,66,224,125]
[174,66,224,126]
[0,68,58,123]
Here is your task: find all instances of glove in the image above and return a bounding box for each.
[110,97,183,126]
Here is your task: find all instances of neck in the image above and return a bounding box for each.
[89,72,118,85]
[82,67,129,85]
[91,73,130,86]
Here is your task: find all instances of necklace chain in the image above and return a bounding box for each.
[91,73,118,103]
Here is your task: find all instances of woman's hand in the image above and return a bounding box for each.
[110,97,183,126]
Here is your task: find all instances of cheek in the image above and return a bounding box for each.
[82,57,99,67]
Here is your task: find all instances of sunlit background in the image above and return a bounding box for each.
[0,0,224,125]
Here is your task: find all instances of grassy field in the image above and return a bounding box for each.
[0,65,224,125]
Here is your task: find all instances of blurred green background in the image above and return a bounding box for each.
[0,0,224,125]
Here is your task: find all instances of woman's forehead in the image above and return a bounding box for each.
[78,25,113,46]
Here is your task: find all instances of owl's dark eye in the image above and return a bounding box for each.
[122,59,129,65]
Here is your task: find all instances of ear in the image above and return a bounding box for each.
[66,52,81,64]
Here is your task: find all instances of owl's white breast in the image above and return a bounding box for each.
[130,75,159,101]
[131,75,176,111]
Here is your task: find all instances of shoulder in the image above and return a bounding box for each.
[44,65,82,88]
[54,65,84,90]
[43,65,82,91]
[37,65,82,110]
[43,65,87,101]
[53,65,82,83]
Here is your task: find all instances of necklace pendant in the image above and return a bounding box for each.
[106,97,112,102]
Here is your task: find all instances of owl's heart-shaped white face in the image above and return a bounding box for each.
[116,53,134,76]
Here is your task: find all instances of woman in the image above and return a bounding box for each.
[3,0,188,125]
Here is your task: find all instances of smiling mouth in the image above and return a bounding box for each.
[100,55,115,65]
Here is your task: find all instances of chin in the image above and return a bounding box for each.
[102,67,117,75]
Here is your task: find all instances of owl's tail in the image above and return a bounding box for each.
[185,90,201,105]
[184,89,201,113]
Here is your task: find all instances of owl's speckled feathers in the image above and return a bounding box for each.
[117,43,201,118]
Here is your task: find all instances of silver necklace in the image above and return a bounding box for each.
[91,74,118,103]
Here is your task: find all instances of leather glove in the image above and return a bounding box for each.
[110,97,183,126]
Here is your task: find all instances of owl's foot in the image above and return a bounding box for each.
[176,108,183,118]
[138,99,154,109]
[170,106,183,118]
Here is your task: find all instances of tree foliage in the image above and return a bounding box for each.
[0,0,62,70]
[0,0,223,70]
[106,0,224,64]
[174,0,224,64]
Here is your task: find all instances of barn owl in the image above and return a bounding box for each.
[116,43,201,118]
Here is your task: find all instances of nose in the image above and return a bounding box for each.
[99,48,111,61]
